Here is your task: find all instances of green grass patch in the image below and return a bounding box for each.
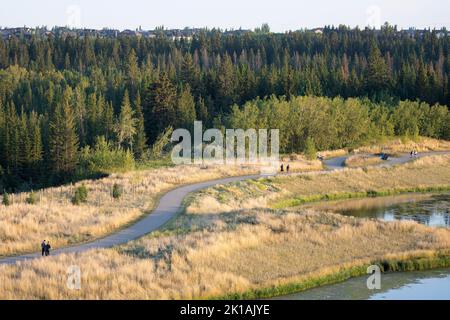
[212,251,450,300]
[271,185,450,209]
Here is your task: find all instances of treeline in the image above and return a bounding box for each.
[1,25,449,110]
[0,25,449,190]
[226,96,450,152]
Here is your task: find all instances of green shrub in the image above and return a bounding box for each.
[77,136,135,178]
[304,137,317,160]
[2,192,11,206]
[112,183,123,199]
[72,184,88,205]
[150,126,173,159]
[26,191,38,204]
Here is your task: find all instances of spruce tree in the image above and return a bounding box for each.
[365,42,392,97]
[133,92,147,160]
[196,96,209,123]
[217,54,237,112]
[18,109,31,177]
[74,85,87,146]
[115,90,136,151]
[104,101,115,142]
[28,111,43,178]
[143,72,177,144]
[86,92,100,144]
[176,85,196,129]
[4,102,20,172]
[49,88,79,179]
[126,49,140,98]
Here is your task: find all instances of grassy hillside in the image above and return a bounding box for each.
[0,164,258,257]
[0,151,449,299]
[1,207,450,299]
[187,154,450,214]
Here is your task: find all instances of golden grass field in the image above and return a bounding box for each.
[0,138,449,299]
[356,137,450,154]
[1,208,450,299]
[344,154,383,167]
[0,164,262,257]
[280,154,323,172]
[316,137,450,160]
[187,154,450,214]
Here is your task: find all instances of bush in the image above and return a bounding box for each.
[112,183,123,199]
[26,191,38,204]
[304,137,317,160]
[150,126,173,159]
[72,184,88,205]
[2,192,11,206]
[77,136,135,178]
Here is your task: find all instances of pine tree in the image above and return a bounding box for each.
[86,92,100,144]
[143,72,177,144]
[28,111,43,178]
[176,85,196,129]
[181,53,200,96]
[196,96,209,123]
[133,92,147,160]
[4,102,20,172]
[365,42,392,97]
[115,90,136,151]
[18,109,32,176]
[49,88,79,179]
[217,54,237,112]
[126,49,140,98]
[0,102,5,168]
[103,101,115,142]
[416,62,429,102]
[74,85,87,146]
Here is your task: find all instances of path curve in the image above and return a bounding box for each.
[1,151,448,265]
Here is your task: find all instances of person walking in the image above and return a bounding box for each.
[286,164,290,173]
[45,242,51,256]
[41,240,46,256]
[280,164,284,172]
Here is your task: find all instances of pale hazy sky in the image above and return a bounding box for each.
[1,0,449,32]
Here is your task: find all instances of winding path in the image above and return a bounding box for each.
[1,151,448,265]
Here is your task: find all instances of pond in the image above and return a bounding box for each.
[276,192,450,299]
[273,268,450,300]
[303,192,450,227]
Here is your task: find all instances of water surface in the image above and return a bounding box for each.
[305,192,450,227]
[274,269,450,300]
[280,193,450,300]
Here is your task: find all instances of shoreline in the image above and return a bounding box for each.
[271,185,450,209]
[212,250,450,300]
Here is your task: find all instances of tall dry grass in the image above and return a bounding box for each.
[344,154,383,167]
[280,154,324,172]
[187,154,450,214]
[0,164,258,256]
[310,137,450,160]
[1,209,450,299]
[355,137,450,154]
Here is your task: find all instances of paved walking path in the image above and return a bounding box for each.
[0,151,448,265]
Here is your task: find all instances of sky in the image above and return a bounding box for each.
[1,0,449,32]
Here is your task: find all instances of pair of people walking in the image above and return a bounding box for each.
[41,240,51,256]
[280,163,290,173]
